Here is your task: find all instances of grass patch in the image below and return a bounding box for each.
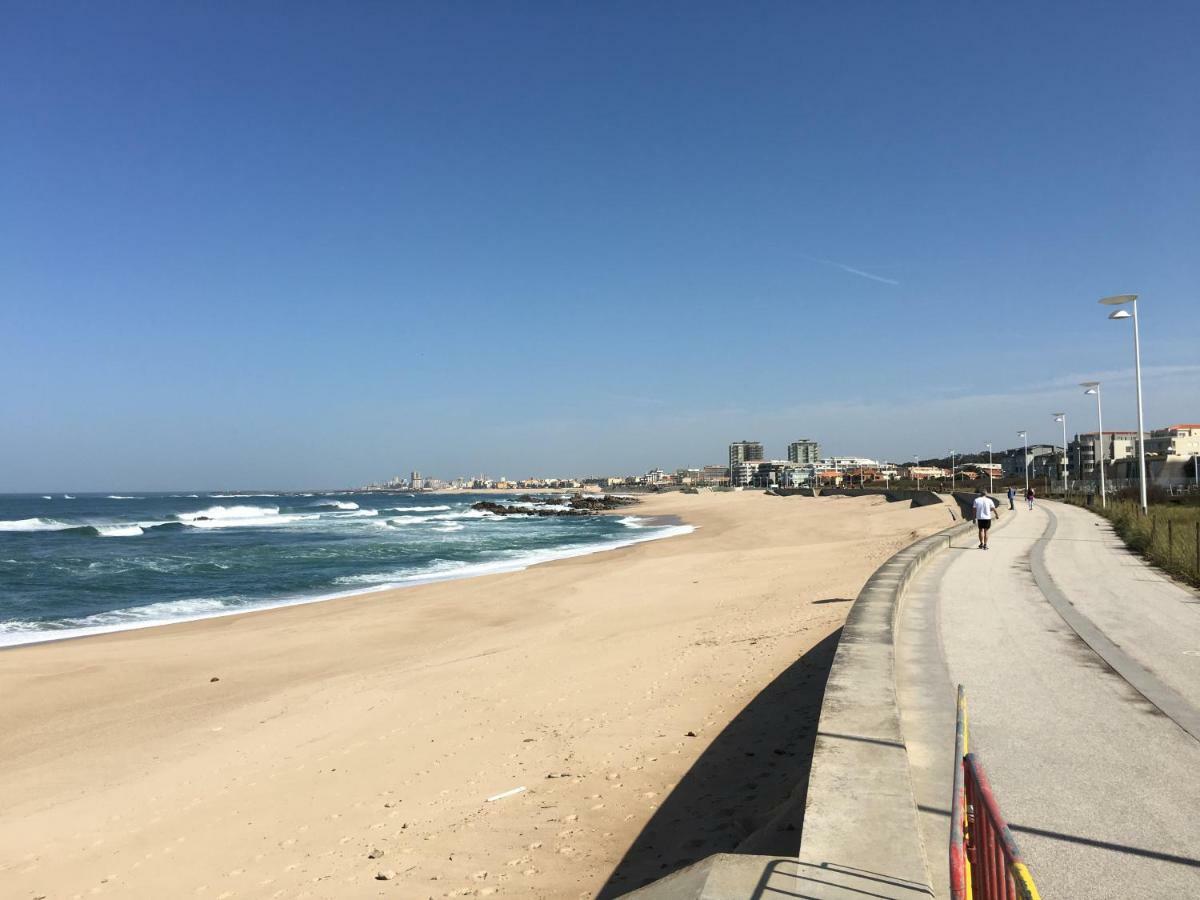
[1069,497,1200,589]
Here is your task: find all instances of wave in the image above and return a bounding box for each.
[176,505,279,522]
[333,523,695,589]
[169,494,201,498]
[0,521,696,647]
[308,500,359,511]
[432,523,465,532]
[106,495,142,500]
[332,509,379,519]
[63,495,75,499]
[97,525,144,537]
[174,505,316,530]
[380,505,451,513]
[618,516,646,528]
[41,495,52,500]
[0,517,77,532]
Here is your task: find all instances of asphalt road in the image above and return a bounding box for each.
[897,500,1200,900]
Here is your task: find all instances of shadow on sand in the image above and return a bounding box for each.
[596,628,842,897]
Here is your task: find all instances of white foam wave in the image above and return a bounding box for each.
[106,495,142,500]
[173,505,317,529]
[618,515,647,528]
[333,509,379,518]
[432,523,465,532]
[97,525,144,537]
[382,505,451,513]
[41,495,52,500]
[0,517,76,532]
[63,494,75,499]
[176,505,279,522]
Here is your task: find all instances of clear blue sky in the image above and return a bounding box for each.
[4,2,1198,490]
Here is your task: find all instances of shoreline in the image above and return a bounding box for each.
[0,491,953,899]
[0,509,692,649]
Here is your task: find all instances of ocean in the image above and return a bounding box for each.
[0,492,690,646]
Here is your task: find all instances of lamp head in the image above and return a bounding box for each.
[1099,294,1137,306]
[1084,388,1098,395]
[1080,380,1099,389]
[1108,308,1133,320]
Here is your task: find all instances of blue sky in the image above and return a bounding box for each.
[3,2,1198,490]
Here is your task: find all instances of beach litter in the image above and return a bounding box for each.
[486,786,527,802]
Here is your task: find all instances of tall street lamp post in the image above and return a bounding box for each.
[986,442,994,494]
[1017,430,1029,497]
[1100,294,1148,515]
[1053,413,1068,495]
[1082,382,1106,508]
[913,454,920,489]
[950,450,956,492]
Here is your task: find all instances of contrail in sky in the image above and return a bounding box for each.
[809,256,900,285]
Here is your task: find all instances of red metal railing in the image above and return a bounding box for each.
[950,685,1041,900]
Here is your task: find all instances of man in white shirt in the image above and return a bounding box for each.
[972,487,999,550]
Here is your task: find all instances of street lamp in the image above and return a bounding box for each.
[950,450,956,491]
[913,454,921,489]
[1100,294,1148,515]
[986,442,994,494]
[1082,382,1106,508]
[1053,413,1067,495]
[1017,430,1029,497]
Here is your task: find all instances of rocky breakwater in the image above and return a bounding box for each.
[471,494,639,517]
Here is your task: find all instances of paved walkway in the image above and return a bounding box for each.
[898,500,1200,899]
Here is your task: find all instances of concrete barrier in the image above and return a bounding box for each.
[794,517,971,899]
[621,514,969,899]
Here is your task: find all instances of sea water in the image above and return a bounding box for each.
[0,492,690,646]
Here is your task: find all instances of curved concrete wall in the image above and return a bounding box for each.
[794,519,970,898]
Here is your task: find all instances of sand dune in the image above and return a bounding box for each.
[0,491,952,899]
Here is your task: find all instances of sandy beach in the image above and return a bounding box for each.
[0,491,953,900]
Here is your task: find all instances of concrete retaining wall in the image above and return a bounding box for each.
[793,518,971,898]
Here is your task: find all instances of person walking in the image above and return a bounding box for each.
[1007,485,1016,510]
[973,487,999,550]
[1025,486,1035,510]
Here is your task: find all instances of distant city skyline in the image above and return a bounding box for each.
[3,4,1198,491]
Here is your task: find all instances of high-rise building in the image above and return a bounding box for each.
[787,439,821,464]
[728,441,764,475]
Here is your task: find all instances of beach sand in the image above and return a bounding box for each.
[0,491,953,899]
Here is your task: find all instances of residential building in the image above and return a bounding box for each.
[787,439,821,464]
[1066,431,1141,477]
[1146,424,1200,459]
[1000,444,1059,479]
[699,465,730,485]
[729,441,764,478]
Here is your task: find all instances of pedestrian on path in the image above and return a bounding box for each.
[1025,486,1035,510]
[973,487,999,550]
[1007,486,1016,510]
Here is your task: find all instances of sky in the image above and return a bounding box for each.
[3,2,1198,490]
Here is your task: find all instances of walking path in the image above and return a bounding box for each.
[898,500,1200,899]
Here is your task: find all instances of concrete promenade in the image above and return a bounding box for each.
[899,500,1200,899]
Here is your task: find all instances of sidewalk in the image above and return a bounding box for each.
[898,500,1200,899]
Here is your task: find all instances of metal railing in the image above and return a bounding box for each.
[950,685,1042,900]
